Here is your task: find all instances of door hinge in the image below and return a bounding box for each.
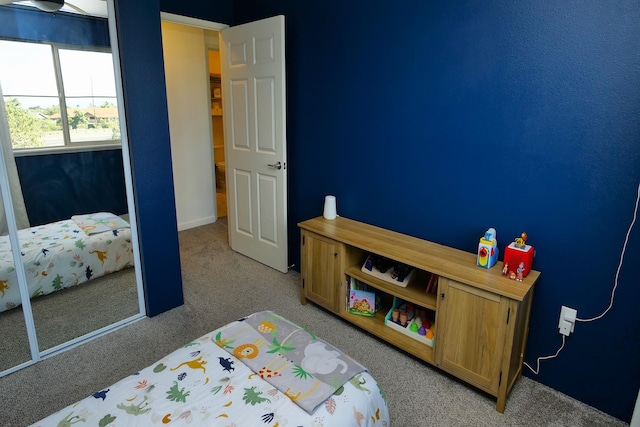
[506,307,510,324]
[302,235,305,245]
[302,278,305,288]
[499,371,502,387]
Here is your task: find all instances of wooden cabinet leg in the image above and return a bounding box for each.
[496,393,507,413]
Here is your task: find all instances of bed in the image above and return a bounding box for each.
[31,311,390,427]
[0,212,134,313]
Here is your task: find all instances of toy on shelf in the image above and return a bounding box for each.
[384,297,435,347]
[399,310,408,326]
[502,232,535,280]
[477,227,498,269]
[361,254,416,287]
[391,263,413,282]
[364,254,394,273]
[516,262,525,281]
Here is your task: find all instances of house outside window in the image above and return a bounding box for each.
[0,39,120,151]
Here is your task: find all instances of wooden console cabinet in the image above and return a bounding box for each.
[298,216,539,413]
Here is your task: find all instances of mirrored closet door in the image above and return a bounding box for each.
[0,0,144,374]
[0,184,32,373]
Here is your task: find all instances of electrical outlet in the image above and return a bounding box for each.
[558,306,577,336]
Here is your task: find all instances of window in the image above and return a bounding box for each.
[0,39,120,151]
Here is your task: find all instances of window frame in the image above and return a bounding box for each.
[0,37,122,155]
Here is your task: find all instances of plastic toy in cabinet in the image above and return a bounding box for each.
[361,254,416,288]
[477,227,498,268]
[384,297,435,347]
[502,232,534,279]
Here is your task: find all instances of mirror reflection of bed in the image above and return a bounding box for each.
[0,212,139,371]
[0,4,143,374]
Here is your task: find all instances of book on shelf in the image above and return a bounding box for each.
[425,273,439,294]
[347,276,381,317]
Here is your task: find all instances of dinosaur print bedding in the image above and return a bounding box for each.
[31,312,390,427]
[0,213,133,313]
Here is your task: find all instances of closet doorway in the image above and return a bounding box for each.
[160,19,225,232]
[209,49,226,219]
[161,14,289,273]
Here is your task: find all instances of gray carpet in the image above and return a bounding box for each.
[0,219,627,426]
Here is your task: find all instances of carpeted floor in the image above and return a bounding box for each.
[0,219,628,426]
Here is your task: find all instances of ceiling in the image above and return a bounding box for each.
[9,0,107,18]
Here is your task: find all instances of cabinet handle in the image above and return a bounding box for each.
[440,293,445,298]
[334,252,338,257]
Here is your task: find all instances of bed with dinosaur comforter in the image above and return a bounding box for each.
[0,212,133,313]
[31,311,390,427]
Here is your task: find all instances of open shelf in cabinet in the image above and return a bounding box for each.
[346,265,438,311]
[338,302,435,364]
[344,268,437,363]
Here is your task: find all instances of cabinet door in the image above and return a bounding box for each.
[300,230,341,312]
[435,278,509,394]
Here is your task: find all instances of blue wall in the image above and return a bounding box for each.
[106,0,640,421]
[3,0,638,422]
[16,150,128,226]
[229,0,639,422]
[112,0,184,316]
[0,5,109,45]
[111,0,232,316]
[160,0,233,23]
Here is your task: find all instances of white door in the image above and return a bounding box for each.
[220,16,288,273]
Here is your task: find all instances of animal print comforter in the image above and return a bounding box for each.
[31,313,390,427]
[0,214,133,313]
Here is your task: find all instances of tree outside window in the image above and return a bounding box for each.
[0,39,120,150]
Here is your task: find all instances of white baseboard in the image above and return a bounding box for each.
[177,215,216,231]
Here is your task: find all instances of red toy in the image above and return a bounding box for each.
[503,232,534,279]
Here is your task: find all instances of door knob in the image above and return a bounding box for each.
[267,161,283,170]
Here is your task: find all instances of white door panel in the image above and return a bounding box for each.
[221,14,288,273]
[256,77,276,152]
[258,173,278,244]
[234,169,253,236]
[229,80,250,150]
